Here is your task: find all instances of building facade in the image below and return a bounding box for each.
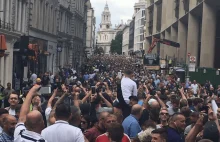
[145,0,220,68]
[86,6,96,57]
[0,0,28,87]
[29,0,59,74]
[71,0,89,70]
[122,23,130,56]
[0,0,91,89]
[134,9,146,52]
[57,0,73,68]
[97,3,117,54]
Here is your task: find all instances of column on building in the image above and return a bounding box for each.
[200,2,216,68]
[152,3,157,34]
[18,0,22,31]
[22,1,26,33]
[187,13,199,63]
[0,56,4,86]
[161,0,167,31]
[14,0,18,28]
[171,26,178,59]
[164,29,171,58]
[159,33,165,59]
[5,0,10,23]
[0,0,4,20]
[177,21,187,63]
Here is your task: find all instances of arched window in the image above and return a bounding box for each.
[107,16,108,21]
[104,15,105,20]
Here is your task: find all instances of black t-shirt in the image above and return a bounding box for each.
[139,109,149,127]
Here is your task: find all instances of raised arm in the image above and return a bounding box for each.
[19,85,41,123]
[47,89,58,108]
[99,92,112,107]
[155,94,167,109]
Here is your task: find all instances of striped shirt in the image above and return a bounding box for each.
[14,123,46,142]
[0,131,14,142]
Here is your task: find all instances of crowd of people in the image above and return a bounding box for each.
[0,55,220,142]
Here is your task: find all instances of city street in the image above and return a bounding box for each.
[0,0,220,142]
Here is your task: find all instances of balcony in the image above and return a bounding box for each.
[197,0,203,5]
[0,19,15,32]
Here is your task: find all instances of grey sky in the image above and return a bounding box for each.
[90,0,138,30]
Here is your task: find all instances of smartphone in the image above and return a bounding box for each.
[91,86,96,94]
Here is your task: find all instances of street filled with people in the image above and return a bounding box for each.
[0,55,220,142]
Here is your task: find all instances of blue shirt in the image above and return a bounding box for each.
[0,131,13,142]
[83,74,89,81]
[122,115,141,138]
[167,127,185,142]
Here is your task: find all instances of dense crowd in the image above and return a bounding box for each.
[0,55,220,142]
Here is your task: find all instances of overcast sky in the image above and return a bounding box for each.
[90,0,138,30]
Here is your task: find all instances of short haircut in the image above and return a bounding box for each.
[55,103,71,119]
[124,70,133,76]
[9,91,19,99]
[193,98,203,106]
[0,109,8,116]
[180,107,191,118]
[107,123,124,142]
[32,93,41,100]
[170,113,184,122]
[152,128,167,140]
[104,114,117,122]
[131,105,142,116]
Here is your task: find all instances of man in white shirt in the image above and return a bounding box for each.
[41,103,84,142]
[120,70,137,118]
[191,80,198,97]
[5,92,19,116]
[121,70,137,104]
[14,85,46,142]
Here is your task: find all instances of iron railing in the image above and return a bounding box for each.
[0,18,15,31]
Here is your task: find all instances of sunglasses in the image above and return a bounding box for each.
[160,113,169,116]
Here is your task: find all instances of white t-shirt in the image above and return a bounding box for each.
[121,77,137,104]
[191,84,198,94]
[9,108,16,116]
[45,107,52,127]
[41,120,84,142]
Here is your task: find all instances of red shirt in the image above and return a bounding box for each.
[96,133,131,142]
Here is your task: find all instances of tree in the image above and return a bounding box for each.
[110,32,122,54]
[94,47,104,55]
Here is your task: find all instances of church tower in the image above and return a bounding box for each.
[100,2,112,30]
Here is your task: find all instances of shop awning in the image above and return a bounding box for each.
[0,35,7,50]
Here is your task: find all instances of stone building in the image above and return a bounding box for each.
[96,3,118,54]
[0,0,28,87]
[86,6,96,57]
[145,0,220,68]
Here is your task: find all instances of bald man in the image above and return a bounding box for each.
[0,114,17,142]
[122,104,143,139]
[84,111,110,142]
[14,85,46,142]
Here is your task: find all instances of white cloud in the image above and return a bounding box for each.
[91,0,138,29]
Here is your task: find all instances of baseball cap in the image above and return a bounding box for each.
[203,121,219,142]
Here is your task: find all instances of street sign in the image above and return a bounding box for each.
[190,56,196,63]
[189,63,196,72]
